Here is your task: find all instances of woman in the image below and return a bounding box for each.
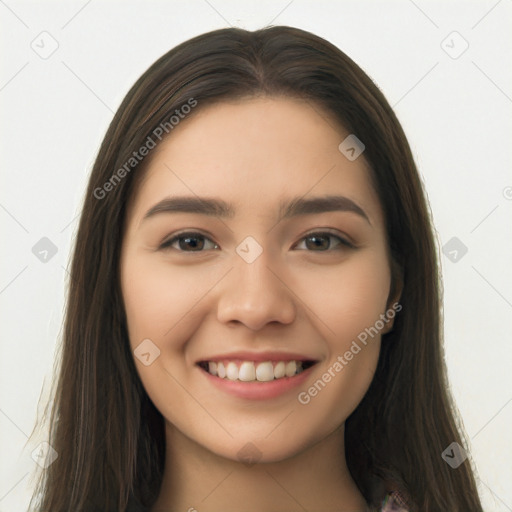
[30,26,484,511]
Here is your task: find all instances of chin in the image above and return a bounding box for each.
[205,432,316,466]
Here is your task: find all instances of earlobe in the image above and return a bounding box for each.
[381,298,401,334]
[381,313,396,335]
[382,266,403,335]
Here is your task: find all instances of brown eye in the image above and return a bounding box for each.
[294,232,354,252]
[160,232,219,252]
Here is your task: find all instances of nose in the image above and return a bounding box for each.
[216,250,296,331]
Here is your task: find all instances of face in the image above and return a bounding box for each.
[120,97,396,463]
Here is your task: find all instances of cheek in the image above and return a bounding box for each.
[285,249,390,432]
[121,252,219,350]
[289,246,391,345]
[120,253,224,436]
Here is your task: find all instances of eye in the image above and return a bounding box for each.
[293,231,354,252]
[159,232,219,252]
[159,230,354,253]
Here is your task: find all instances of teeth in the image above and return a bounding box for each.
[274,361,285,379]
[239,361,256,381]
[285,361,297,377]
[226,362,239,381]
[217,362,226,378]
[205,360,306,381]
[255,361,274,382]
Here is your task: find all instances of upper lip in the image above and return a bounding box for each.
[196,351,320,363]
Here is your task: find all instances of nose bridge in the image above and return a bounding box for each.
[216,238,296,330]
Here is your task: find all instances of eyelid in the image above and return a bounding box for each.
[159,230,218,251]
[293,229,356,249]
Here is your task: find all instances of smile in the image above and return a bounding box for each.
[196,355,319,400]
[197,359,316,382]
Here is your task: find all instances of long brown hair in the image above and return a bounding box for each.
[30,26,483,511]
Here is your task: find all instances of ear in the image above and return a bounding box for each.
[381,263,403,335]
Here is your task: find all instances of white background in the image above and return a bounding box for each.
[1,1,511,510]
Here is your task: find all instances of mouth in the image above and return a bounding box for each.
[197,357,318,400]
[197,359,317,382]
[195,351,320,400]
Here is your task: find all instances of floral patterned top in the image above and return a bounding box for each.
[380,490,410,511]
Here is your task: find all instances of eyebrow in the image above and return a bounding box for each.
[142,194,370,224]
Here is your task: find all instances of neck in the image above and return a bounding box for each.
[151,422,369,512]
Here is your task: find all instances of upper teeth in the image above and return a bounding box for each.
[207,360,304,382]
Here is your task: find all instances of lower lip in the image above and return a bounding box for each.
[198,364,316,400]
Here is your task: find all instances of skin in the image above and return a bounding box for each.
[120,97,399,512]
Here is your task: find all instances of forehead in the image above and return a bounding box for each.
[127,97,383,226]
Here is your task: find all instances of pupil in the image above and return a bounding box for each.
[181,236,203,251]
[307,235,329,251]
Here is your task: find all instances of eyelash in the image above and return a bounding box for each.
[158,230,355,253]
